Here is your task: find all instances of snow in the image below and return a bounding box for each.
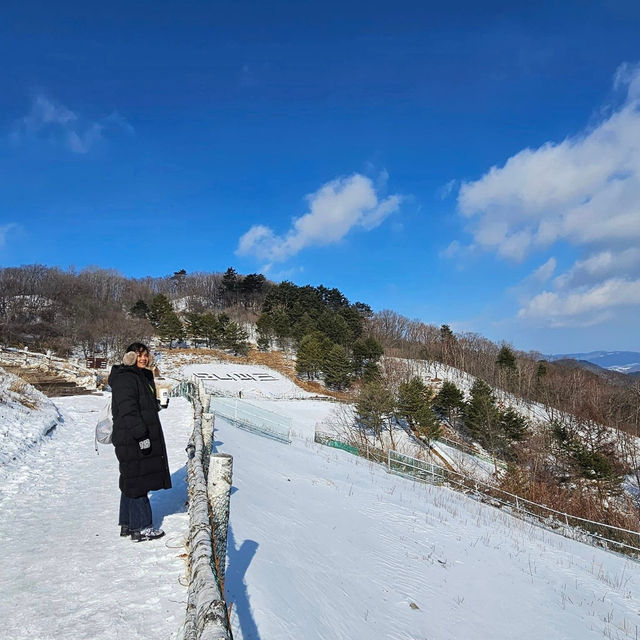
[0,366,60,472]
[220,411,640,640]
[0,392,193,640]
[182,362,316,399]
[2,361,640,640]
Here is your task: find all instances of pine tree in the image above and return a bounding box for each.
[257,334,271,352]
[496,345,517,371]
[464,379,500,452]
[415,404,442,444]
[433,380,464,427]
[296,334,324,380]
[323,344,351,390]
[184,312,205,345]
[222,267,240,305]
[499,407,528,442]
[362,360,382,383]
[352,337,384,377]
[396,377,433,429]
[199,312,219,348]
[158,311,184,348]
[130,299,149,319]
[224,322,249,356]
[148,294,173,328]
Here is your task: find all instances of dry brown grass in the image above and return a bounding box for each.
[8,378,38,409]
[159,347,352,402]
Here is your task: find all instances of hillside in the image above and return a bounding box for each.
[2,362,639,639]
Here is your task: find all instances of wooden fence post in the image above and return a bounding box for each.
[202,412,214,475]
[208,453,234,588]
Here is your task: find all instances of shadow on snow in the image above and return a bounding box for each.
[150,464,188,528]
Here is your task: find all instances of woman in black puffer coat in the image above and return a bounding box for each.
[108,342,171,542]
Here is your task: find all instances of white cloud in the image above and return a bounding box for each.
[518,278,640,327]
[553,248,640,289]
[0,223,19,248]
[236,173,402,262]
[11,95,133,153]
[532,257,557,283]
[440,240,462,259]
[438,179,457,200]
[456,63,640,326]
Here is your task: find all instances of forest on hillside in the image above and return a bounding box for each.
[1,264,639,528]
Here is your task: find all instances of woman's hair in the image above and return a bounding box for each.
[125,342,149,355]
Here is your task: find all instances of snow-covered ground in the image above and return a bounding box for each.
[220,410,640,640]
[0,366,60,472]
[183,362,316,399]
[2,361,640,640]
[0,393,193,640]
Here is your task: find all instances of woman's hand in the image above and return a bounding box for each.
[138,438,152,455]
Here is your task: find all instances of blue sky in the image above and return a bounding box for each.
[2,0,640,354]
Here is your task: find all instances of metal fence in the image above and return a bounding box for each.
[209,397,292,444]
[388,450,447,485]
[314,432,387,464]
[314,432,640,558]
[171,380,198,402]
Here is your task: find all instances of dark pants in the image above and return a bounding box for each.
[119,493,152,531]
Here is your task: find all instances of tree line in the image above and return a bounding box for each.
[0,265,270,357]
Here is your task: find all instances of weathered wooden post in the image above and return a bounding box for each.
[184,397,233,640]
[207,453,233,588]
[202,412,214,475]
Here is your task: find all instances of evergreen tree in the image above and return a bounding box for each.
[496,345,517,371]
[496,345,515,368]
[464,379,500,451]
[414,404,442,444]
[222,267,239,295]
[148,294,173,328]
[224,322,249,356]
[256,312,275,350]
[318,310,351,346]
[499,407,528,442]
[433,381,465,426]
[292,312,317,343]
[352,337,384,377]
[130,299,149,319]
[200,312,220,348]
[184,312,205,345]
[323,344,351,390]
[362,360,382,383]
[158,310,184,348]
[296,334,324,380]
[270,307,292,349]
[396,377,433,429]
[535,361,548,382]
[440,324,457,364]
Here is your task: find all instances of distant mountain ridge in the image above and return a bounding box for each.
[549,351,640,374]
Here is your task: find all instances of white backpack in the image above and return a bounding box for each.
[94,398,113,453]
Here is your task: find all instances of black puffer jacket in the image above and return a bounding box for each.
[108,364,172,498]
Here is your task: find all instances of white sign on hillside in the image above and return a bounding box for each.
[193,371,278,382]
[182,363,313,399]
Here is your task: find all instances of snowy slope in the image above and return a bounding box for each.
[2,360,640,640]
[0,366,60,472]
[220,411,640,640]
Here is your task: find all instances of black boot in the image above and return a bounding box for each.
[120,525,131,537]
[131,527,165,542]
